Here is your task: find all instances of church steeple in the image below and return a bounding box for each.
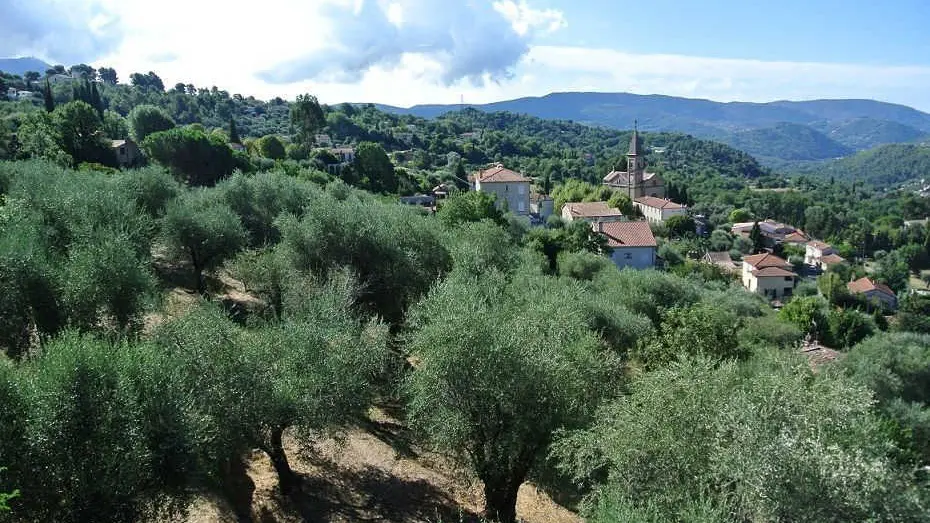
[628,120,640,156]
[626,121,644,199]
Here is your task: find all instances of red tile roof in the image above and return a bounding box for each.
[808,240,832,251]
[633,196,686,210]
[783,232,810,243]
[603,170,660,185]
[475,165,530,183]
[743,253,791,269]
[847,277,895,298]
[751,267,797,278]
[598,221,657,248]
[820,253,846,265]
[563,201,623,218]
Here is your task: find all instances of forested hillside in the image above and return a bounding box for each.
[375,91,930,163]
[796,142,930,188]
[1,65,930,523]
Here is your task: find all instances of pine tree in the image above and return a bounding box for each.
[228,118,241,144]
[43,79,55,113]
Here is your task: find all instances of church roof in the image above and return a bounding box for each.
[603,170,660,186]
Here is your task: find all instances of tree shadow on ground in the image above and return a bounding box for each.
[258,462,483,523]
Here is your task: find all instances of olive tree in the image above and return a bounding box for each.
[404,270,619,522]
[554,350,927,522]
[161,191,247,293]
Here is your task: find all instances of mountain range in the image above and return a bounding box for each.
[374,92,930,166]
[0,57,52,77]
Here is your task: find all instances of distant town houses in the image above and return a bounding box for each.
[703,251,740,274]
[804,240,846,271]
[561,201,625,224]
[633,196,686,224]
[741,253,798,299]
[603,126,666,199]
[111,139,141,168]
[530,193,554,223]
[847,277,898,311]
[470,164,531,216]
[595,221,657,270]
[732,219,809,249]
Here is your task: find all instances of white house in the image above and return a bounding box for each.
[848,277,898,311]
[741,253,798,299]
[471,164,531,216]
[633,196,687,224]
[561,201,624,224]
[596,221,657,270]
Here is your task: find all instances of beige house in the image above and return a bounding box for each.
[561,201,624,223]
[602,126,665,199]
[111,139,141,167]
[471,164,531,216]
[633,196,687,224]
[804,240,846,270]
[732,219,809,249]
[742,253,798,299]
[848,277,898,311]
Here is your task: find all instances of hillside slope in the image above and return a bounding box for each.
[724,122,852,161]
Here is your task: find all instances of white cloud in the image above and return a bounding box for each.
[492,0,566,37]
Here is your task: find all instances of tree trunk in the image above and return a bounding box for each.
[264,426,299,494]
[483,475,523,523]
[219,455,255,522]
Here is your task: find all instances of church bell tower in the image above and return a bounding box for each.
[627,121,644,199]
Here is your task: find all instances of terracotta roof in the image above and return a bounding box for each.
[808,240,832,250]
[743,252,791,269]
[603,170,660,185]
[820,253,846,265]
[475,165,530,183]
[634,196,685,210]
[847,277,895,298]
[783,232,810,243]
[563,201,623,218]
[597,221,657,248]
[751,267,797,278]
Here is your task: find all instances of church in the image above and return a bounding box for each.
[602,125,666,199]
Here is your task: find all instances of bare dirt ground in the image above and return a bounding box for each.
[169,408,580,523]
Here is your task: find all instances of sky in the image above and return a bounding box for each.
[3,0,930,110]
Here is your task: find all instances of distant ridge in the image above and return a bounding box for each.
[0,57,53,76]
[367,92,930,164]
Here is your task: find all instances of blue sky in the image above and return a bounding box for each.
[3,0,930,110]
[546,0,930,65]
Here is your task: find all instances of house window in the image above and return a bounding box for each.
[119,146,126,155]
[505,185,509,192]
[624,252,632,260]
[784,276,792,282]
[784,288,794,296]
[518,184,526,194]
[518,201,526,212]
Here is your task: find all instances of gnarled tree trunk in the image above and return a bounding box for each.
[482,474,524,523]
[262,425,299,494]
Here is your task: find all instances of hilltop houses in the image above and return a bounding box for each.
[848,277,898,311]
[471,164,531,216]
[732,219,809,249]
[741,253,798,299]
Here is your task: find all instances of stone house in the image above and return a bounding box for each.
[471,164,531,216]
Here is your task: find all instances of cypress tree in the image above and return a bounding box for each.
[91,82,104,118]
[43,79,55,113]
[749,221,765,253]
[228,118,241,144]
